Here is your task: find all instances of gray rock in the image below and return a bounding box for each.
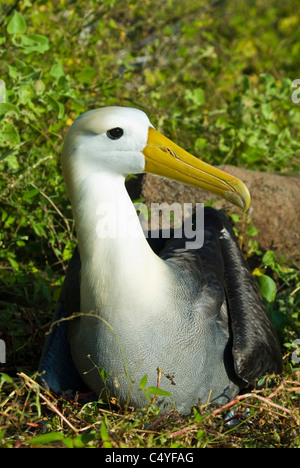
[126,165,300,265]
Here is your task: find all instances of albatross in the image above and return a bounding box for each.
[38,106,282,414]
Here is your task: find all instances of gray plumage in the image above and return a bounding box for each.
[38,208,282,414]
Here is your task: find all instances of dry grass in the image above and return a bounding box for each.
[0,276,299,448]
[0,367,299,448]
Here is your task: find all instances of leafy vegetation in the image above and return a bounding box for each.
[0,0,299,448]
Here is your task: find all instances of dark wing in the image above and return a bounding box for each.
[37,247,88,393]
[203,208,282,385]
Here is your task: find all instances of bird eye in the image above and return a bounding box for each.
[106,127,124,140]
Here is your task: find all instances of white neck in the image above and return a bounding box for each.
[72,172,170,317]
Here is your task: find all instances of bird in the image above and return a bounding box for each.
[38,106,282,415]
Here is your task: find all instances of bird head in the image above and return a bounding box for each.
[62,106,250,211]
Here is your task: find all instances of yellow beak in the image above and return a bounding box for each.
[142,127,250,211]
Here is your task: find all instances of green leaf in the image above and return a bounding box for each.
[230,213,241,223]
[262,250,276,269]
[193,407,203,424]
[23,188,40,201]
[18,84,34,105]
[7,11,26,35]
[261,103,274,120]
[75,66,96,84]
[0,373,14,389]
[0,122,20,147]
[33,79,46,95]
[32,222,45,236]
[246,226,259,236]
[197,429,205,440]
[62,244,74,262]
[255,274,277,303]
[218,137,231,152]
[8,257,19,269]
[184,88,206,107]
[46,94,65,118]
[19,34,49,54]
[100,418,112,448]
[4,215,15,228]
[0,103,20,117]
[62,437,73,448]
[28,432,65,445]
[72,432,96,448]
[0,429,5,442]
[139,374,148,389]
[50,61,65,79]
[6,154,20,170]
[146,387,172,397]
[266,122,279,134]
[7,65,18,80]
[100,368,108,381]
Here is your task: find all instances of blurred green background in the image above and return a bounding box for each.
[0,0,299,374]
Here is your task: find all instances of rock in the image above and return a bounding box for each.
[126,166,300,265]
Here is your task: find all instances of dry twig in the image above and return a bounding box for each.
[17,372,78,434]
